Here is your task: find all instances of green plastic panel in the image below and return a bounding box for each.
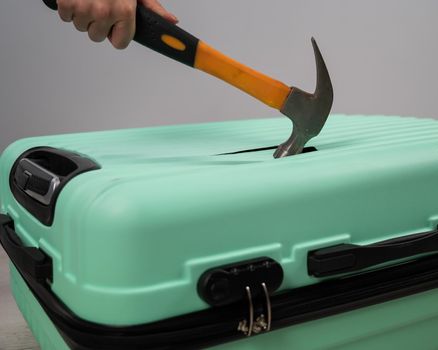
[2,115,438,327]
[10,263,69,350]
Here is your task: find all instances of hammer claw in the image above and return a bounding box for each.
[276,38,334,158]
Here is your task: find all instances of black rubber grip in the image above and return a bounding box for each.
[42,0,200,67]
[0,214,52,282]
[308,228,438,277]
[42,0,57,10]
[134,6,199,67]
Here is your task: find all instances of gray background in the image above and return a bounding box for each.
[1,0,438,152]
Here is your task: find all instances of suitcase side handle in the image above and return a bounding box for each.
[308,228,438,277]
[0,214,52,282]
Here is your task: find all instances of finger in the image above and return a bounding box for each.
[108,20,135,50]
[88,21,113,43]
[57,0,73,22]
[140,0,179,24]
[71,2,93,32]
[73,14,93,32]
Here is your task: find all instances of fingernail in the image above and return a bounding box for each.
[170,14,179,23]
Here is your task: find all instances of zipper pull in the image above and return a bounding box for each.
[237,282,272,337]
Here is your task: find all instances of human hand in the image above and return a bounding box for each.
[56,0,178,49]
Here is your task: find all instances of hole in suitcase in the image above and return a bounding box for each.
[218,146,317,156]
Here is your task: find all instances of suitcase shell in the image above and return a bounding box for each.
[2,114,438,349]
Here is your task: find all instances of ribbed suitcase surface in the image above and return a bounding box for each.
[2,114,438,349]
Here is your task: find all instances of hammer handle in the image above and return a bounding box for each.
[42,0,291,110]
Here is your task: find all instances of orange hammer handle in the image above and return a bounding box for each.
[195,42,291,110]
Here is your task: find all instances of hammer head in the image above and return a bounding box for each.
[274,38,334,158]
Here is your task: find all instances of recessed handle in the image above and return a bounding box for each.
[10,147,100,226]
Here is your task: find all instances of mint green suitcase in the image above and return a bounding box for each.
[2,115,438,349]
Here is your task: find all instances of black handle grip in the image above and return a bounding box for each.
[10,147,100,226]
[42,0,57,10]
[0,214,52,282]
[308,228,438,277]
[42,0,200,67]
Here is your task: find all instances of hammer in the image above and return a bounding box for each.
[42,0,334,158]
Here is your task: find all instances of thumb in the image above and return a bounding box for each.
[139,0,179,24]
